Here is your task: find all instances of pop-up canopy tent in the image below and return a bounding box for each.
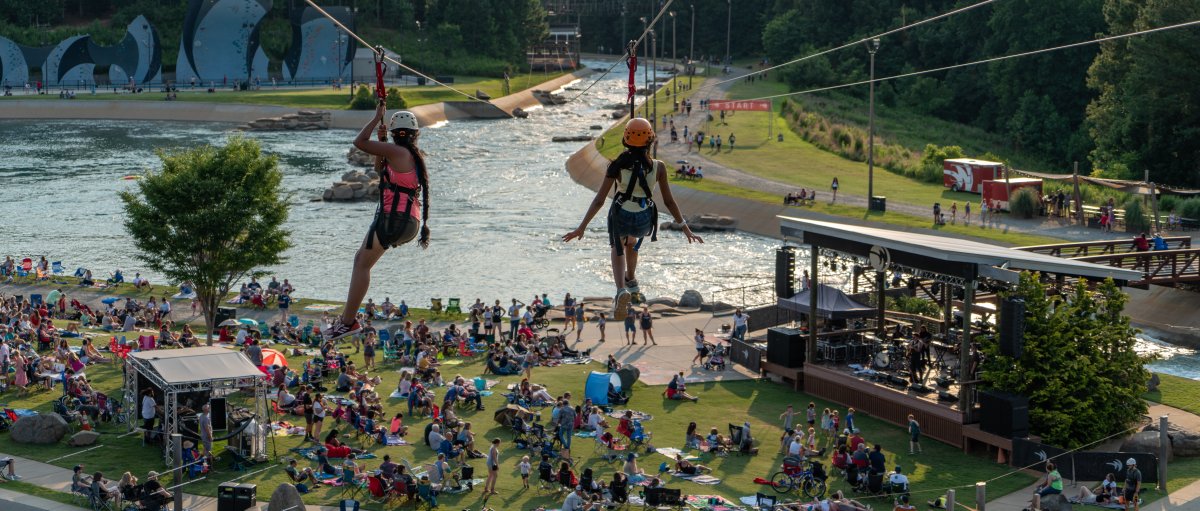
[778,283,875,320]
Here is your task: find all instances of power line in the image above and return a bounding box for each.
[564,0,672,103]
[740,18,1200,102]
[302,0,488,104]
[713,0,1000,87]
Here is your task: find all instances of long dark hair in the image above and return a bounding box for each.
[390,128,431,248]
[608,145,651,175]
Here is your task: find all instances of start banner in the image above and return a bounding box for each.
[708,99,771,112]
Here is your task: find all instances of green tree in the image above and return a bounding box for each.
[981,273,1148,448]
[120,137,292,345]
[1087,0,1200,187]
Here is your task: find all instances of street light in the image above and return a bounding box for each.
[640,16,648,118]
[725,0,731,65]
[669,11,676,97]
[867,38,881,210]
[689,4,695,90]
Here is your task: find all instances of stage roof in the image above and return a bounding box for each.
[130,347,261,384]
[779,216,1143,283]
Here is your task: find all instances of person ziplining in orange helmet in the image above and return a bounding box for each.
[563,117,703,321]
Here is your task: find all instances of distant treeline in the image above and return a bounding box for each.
[577,0,1200,188]
[0,0,548,78]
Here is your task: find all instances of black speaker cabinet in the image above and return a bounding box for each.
[767,327,805,368]
[979,390,1029,438]
[217,482,256,511]
[210,397,228,431]
[215,307,237,326]
[999,298,1026,358]
[775,248,796,298]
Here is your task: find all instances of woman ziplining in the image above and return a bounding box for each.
[562,117,702,320]
[325,50,431,341]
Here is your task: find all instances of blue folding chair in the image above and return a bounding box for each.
[339,500,360,511]
[30,294,43,306]
[51,261,64,275]
[288,315,300,328]
[378,329,391,346]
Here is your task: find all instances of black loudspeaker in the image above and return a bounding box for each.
[999,298,1026,358]
[210,397,228,431]
[646,487,682,506]
[767,327,805,368]
[215,307,237,326]
[775,248,796,298]
[979,391,1029,438]
[217,482,256,511]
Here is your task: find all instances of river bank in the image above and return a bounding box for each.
[0,70,591,128]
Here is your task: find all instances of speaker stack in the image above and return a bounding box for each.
[999,297,1026,358]
[775,248,796,298]
[979,390,1029,437]
[767,327,805,368]
[217,483,257,511]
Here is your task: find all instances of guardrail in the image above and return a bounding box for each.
[1016,236,1191,257]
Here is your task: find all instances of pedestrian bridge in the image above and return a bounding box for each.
[1016,237,1200,287]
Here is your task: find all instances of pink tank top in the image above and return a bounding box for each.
[381,164,422,219]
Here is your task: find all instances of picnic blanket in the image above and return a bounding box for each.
[290,447,377,461]
[389,390,409,399]
[670,473,721,485]
[315,474,344,485]
[685,495,744,510]
[384,434,408,446]
[655,447,700,462]
[575,431,597,438]
[303,304,338,312]
[561,356,592,365]
[440,479,486,493]
[608,410,653,421]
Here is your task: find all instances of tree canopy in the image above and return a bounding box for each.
[980,273,1148,448]
[120,137,292,345]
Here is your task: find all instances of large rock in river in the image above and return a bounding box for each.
[1121,431,1171,462]
[679,290,704,308]
[11,413,70,444]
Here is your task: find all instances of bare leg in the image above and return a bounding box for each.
[611,243,627,292]
[624,238,639,285]
[339,233,388,325]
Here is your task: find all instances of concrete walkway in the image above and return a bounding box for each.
[0,487,88,511]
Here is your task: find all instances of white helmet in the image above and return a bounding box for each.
[389,111,419,131]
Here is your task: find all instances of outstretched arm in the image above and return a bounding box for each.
[562,177,617,242]
[656,163,703,244]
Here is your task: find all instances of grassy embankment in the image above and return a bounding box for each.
[0,323,1035,509]
[0,72,568,111]
[592,79,1062,246]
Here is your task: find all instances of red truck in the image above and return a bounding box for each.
[942,158,1004,193]
[981,178,1044,211]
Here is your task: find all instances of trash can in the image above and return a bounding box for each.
[869,196,887,212]
[217,482,256,511]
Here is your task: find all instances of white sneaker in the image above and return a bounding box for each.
[612,290,632,321]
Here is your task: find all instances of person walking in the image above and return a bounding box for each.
[557,402,576,450]
[964,201,972,225]
[483,438,501,496]
[908,414,922,454]
[624,307,637,345]
[732,308,749,341]
[831,177,839,202]
[728,133,736,151]
[574,302,586,342]
[597,312,607,343]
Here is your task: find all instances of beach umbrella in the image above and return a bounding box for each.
[238,318,258,326]
[218,319,241,327]
[260,348,287,368]
[100,297,119,305]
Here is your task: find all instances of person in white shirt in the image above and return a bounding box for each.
[562,485,590,511]
[732,308,749,341]
[888,465,910,492]
[141,390,158,433]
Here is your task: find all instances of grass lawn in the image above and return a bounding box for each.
[1143,373,1200,417]
[704,79,987,210]
[0,332,1035,509]
[0,72,567,111]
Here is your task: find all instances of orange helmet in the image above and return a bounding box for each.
[622,118,656,147]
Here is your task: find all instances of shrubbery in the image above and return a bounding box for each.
[1123,199,1151,234]
[1180,198,1200,220]
[349,86,375,110]
[1009,188,1040,219]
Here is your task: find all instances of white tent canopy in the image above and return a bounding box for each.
[130,347,261,384]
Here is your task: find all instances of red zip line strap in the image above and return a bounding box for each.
[626,41,638,106]
[374,45,387,104]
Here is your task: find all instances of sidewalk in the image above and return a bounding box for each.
[0,487,88,511]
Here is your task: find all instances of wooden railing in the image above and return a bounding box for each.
[1016,236,1191,257]
[1073,248,1200,287]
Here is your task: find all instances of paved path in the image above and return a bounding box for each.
[0,487,88,511]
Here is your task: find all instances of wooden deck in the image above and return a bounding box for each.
[802,363,966,448]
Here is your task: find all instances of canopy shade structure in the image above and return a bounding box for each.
[1014,169,1200,196]
[778,284,875,319]
[129,346,262,385]
[779,216,1143,284]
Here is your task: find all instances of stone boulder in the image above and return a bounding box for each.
[679,290,704,308]
[267,483,305,509]
[1121,431,1171,462]
[68,430,101,447]
[513,108,529,119]
[1173,431,1200,457]
[331,184,354,200]
[11,413,70,444]
[348,147,373,167]
[1148,373,1161,392]
[1040,494,1073,511]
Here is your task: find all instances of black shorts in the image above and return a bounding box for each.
[369,212,419,249]
[1124,487,1137,501]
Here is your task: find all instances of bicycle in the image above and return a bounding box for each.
[770,460,827,499]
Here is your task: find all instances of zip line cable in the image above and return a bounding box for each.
[567,0,675,103]
[740,18,1200,103]
[302,0,487,103]
[713,0,1000,87]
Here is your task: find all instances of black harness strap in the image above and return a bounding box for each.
[609,157,659,256]
[367,155,419,249]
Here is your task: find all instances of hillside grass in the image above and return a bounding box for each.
[1143,373,1200,416]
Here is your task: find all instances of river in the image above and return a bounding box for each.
[0,62,783,306]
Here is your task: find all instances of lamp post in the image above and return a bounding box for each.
[640,16,648,118]
[689,4,695,90]
[621,1,627,52]
[867,38,881,209]
[651,28,657,129]
[725,0,731,65]
[669,11,676,96]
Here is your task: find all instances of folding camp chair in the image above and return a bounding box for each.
[430,298,443,315]
[30,294,43,306]
[446,298,462,314]
[52,261,65,275]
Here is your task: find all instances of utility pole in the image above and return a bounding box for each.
[725,0,731,65]
[641,17,649,118]
[867,38,880,209]
[652,29,657,128]
[670,11,676,96]
[689,4,695,90]
[621,1,627,55]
